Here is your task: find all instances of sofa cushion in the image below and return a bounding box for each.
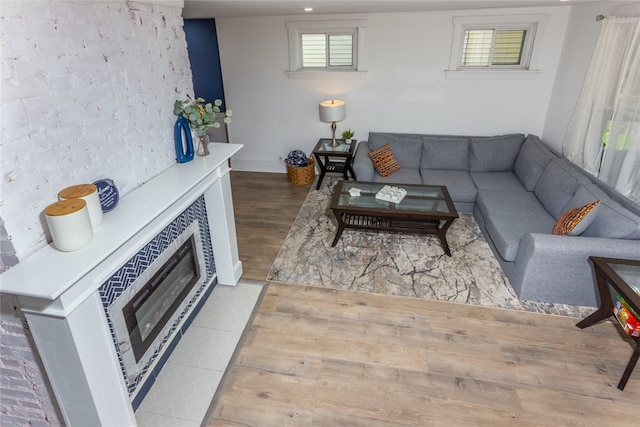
[533,160,584,218]
[485,213,556,262]
[369,144,401,177]
[470,172,526,192]
[421,136,470,170]
[368,133,422,169]
[562,183,605,209]
[469,134,525,172]
[558,183,640,239]
[420,169,477,203]
[477,189,552,219]
[552,200,600,236]
[373,167,422,185]
[585,200,640,239]
[514,135,556,191]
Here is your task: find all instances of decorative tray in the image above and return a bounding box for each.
[375,185,407,203]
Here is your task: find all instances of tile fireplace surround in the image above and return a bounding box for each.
[0,144,243,426]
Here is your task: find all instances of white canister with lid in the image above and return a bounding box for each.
[44,199,94,252]
[58,184,103,228]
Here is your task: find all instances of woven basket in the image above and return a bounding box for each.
[286,157,315,185]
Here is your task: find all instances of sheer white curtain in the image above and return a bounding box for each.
[562,17,640,202]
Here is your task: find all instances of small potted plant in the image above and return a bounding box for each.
[341,129,356,144]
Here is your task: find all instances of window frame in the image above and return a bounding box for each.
[286,20,368,79]
[446,14,549,79]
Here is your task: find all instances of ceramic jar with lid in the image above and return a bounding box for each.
[58,184,103,228]
[44,199,94,252]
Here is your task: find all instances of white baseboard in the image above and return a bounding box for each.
[231,158,287,173]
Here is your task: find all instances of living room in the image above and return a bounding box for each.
[1,0,640,425]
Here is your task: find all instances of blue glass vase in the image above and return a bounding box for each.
[174,113,194,163]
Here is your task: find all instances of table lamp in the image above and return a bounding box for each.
[319,99,346,147]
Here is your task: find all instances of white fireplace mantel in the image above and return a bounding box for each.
[0,143,243,426]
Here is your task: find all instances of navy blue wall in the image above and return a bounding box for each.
[184,19,226,110]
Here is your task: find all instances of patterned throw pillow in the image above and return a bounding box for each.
[552,200,600,236]
[368,143,401,177]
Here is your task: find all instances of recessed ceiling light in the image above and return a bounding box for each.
[304,7,313,12]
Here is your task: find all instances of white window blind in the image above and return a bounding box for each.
[328,34,353,67]
[301,34,326,67]
[493,30,526,65]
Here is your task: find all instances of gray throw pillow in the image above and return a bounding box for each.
[470,134,525,172]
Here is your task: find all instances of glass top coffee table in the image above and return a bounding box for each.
[329,180,459,256]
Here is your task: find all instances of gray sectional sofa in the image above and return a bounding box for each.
[353,132,640,307]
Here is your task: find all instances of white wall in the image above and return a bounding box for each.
[543,1,640,153]
[217,6,572,172]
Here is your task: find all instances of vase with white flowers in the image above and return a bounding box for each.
[174,95,232,156]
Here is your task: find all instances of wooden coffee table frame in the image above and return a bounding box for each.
[329,180,459,256]
[576,256,640,390]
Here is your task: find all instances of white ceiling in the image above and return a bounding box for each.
[182,0,612,19]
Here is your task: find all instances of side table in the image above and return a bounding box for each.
[576,256,640,390]
[312,139,357,190]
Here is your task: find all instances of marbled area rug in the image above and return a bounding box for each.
[267,177,596,318]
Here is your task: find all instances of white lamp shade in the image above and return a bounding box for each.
[319,99,346,123]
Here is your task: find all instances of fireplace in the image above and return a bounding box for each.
[0,144,243,426]
[124,236,200,362]
[99,195,217,402]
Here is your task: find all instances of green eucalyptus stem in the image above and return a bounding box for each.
[173,95,232,137]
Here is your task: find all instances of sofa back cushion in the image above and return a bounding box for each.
[514,135,556,191]
[368,133,422,169]
[534,160,582,218]
[566,184,640,239]
[469,134,525,172]
[585,201,640,239]
[421,136,470,170]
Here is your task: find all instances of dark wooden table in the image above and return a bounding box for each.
[576,256,640,390]
[329,180,459,256]
[312,139,357,190]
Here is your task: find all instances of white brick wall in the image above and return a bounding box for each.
[1,0,191,259]
[0,292,64,426]
[0,1,193,424]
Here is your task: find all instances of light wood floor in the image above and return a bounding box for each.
[230,171,311,280]
[208,171,639,426]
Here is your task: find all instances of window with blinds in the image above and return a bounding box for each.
[286,19,367,77]
[301,33,354,69]
[461,29,526,66]
[448,16,543,75]
[459,24,530,69]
